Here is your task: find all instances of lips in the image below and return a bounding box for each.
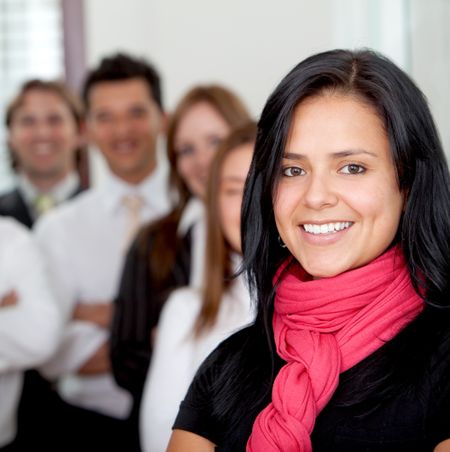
[111,140,138,154]
[31,142,57,156]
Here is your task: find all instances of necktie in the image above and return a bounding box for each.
[122,194,144,252]
[33,193,56,217]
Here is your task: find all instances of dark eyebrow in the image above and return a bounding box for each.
[283,149,378,160]
[332,149,378,158]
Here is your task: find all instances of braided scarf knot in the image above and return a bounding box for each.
[247,246,424,451]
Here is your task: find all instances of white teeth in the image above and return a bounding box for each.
[34,143,54,154]
[115,141,135,152]
[303,222,353,234]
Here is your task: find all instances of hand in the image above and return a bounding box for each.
[72,302,114,328]
[0,290,18,308]
[77,341,111,375]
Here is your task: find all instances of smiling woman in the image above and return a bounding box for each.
[168,48,450,451]
[275,93,404,279]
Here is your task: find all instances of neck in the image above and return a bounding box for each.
[23,168,71,192]
[114,160,156,186]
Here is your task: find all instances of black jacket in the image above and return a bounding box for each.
[110,224,192,410]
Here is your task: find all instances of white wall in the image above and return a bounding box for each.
[84,0,338,184]
[409,0,450,159]
[84,0,335,116]
[83,0,450,184]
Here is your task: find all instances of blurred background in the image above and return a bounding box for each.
[1,0,449,192]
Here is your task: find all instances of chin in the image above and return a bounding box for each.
[301,261,350,279]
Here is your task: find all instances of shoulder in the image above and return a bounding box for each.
[0,189,32,225]
[0,188,21,207]
[191,325,255,379]
[429,309,450,380]
[172,325,257,446]
[159,287,202,328]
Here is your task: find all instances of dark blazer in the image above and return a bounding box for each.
[0,185,84,228]
[110,223,192,406]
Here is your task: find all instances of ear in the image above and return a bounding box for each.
[83,116,97,145]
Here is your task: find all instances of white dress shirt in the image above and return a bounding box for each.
[139,269,256,452]
[0,218,62,447]
[34,165,172,419]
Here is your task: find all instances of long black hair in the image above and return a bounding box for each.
[243,47,450,314]
[210,48,450,440]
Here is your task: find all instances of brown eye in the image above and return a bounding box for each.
[282,166,304,177]
[340,164,366,174]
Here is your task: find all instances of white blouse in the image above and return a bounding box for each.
[139,271,256,452]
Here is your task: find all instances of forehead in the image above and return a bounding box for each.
[286,93,387,155]
[221,143,254,179]
[87,78,154,111]
[16,89,69,111]
[176,101,230,140]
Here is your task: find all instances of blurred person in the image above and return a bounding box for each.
[0,79,86,228]
[110,84,251,441]
[0,217,62,451]
[140,121,257,452]
[0,79,87,450]
[33,53,171,450]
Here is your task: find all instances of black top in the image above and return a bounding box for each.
[0,186,84,228]
[173,307,450,451]
[110,223,192,408]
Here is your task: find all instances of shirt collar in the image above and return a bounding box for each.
[17,172,80,205]
[100,163,171,215]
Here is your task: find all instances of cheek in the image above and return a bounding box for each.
[274,186,299,233]
[59,127,79,144]
[10,130,28,145]
[220,198,242,249]
[138,121,156,138]
[176,159,191,182]
[86,126,104,145]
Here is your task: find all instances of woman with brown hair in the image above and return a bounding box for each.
[110,84,251,440]
[139,121,257,452]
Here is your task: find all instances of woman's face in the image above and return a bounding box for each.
[274,93,404,278]
[174,101,231,198]
[218,143,254,253]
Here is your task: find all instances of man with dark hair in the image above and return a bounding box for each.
[34,53,172,450]
[0,79,86,227]
[82,52,163,111]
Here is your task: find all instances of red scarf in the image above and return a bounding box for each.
[246,246,424,451]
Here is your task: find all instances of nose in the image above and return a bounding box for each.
[34,120,53,139]
[302,172,338,210]
[195,147,216,174]
[114,115,132,137]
